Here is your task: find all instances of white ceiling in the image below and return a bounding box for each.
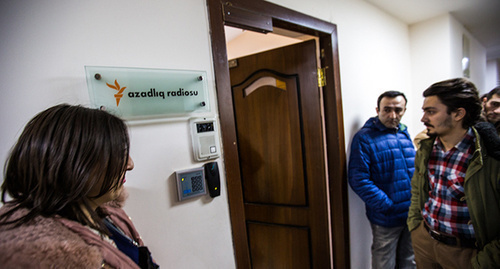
[363,0,500,59]
[226,1,500,59]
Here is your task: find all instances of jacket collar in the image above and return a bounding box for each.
[419,122,500,161]
[365,116,407,133]
[474,122,500,160]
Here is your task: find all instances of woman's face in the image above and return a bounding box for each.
[88,155,134,209]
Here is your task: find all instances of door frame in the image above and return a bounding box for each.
[206,1,350,268]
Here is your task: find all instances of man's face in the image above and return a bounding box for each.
[376,96,406,129]
[484,93,500,124]
[421,96,455,137]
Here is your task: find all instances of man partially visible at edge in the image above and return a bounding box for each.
[483,86,500,134]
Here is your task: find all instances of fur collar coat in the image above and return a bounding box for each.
[0,190,144,269]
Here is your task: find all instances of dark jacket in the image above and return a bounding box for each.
[348,116,416,227]
[408,122,500,268]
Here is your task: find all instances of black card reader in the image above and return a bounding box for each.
[204,161,221,197]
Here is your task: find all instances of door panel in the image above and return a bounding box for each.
[248,222,311,269]
[232,71,306,205]
[230,40,330,268]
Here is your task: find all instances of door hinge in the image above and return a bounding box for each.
[317,68,326,87]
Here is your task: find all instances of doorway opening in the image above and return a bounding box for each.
[225,25,316,60]
[207,1,350,268]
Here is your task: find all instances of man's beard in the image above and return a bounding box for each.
[425,128,438,138]
[425,115,453,137]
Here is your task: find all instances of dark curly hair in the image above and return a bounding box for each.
[423,78,482,129]
[486,86,500,101]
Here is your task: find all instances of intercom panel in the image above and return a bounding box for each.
[190,117,221,161]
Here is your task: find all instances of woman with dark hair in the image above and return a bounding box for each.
[0,104,158,268]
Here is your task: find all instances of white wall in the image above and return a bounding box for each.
[408,15,454,136]
[486,59,500,92]
[0,1,235,268]
[448,14,487,93]
[409,14,488,132]
[330,2,413,268]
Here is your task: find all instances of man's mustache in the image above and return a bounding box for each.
[424,123,434,128]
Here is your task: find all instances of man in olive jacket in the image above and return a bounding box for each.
[408,78,500,268]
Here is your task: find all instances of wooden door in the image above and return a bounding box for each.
[230,40,330,268]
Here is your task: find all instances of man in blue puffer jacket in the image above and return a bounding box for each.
[349,91,416,269]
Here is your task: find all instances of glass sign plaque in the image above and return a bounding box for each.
[85,66,210,120]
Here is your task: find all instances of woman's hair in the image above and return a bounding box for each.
[423,77,482,129]
[0,104,130,232]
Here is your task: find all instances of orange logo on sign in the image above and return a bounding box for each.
[106,80,127,106]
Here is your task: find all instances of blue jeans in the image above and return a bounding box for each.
[371,223,416,269]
